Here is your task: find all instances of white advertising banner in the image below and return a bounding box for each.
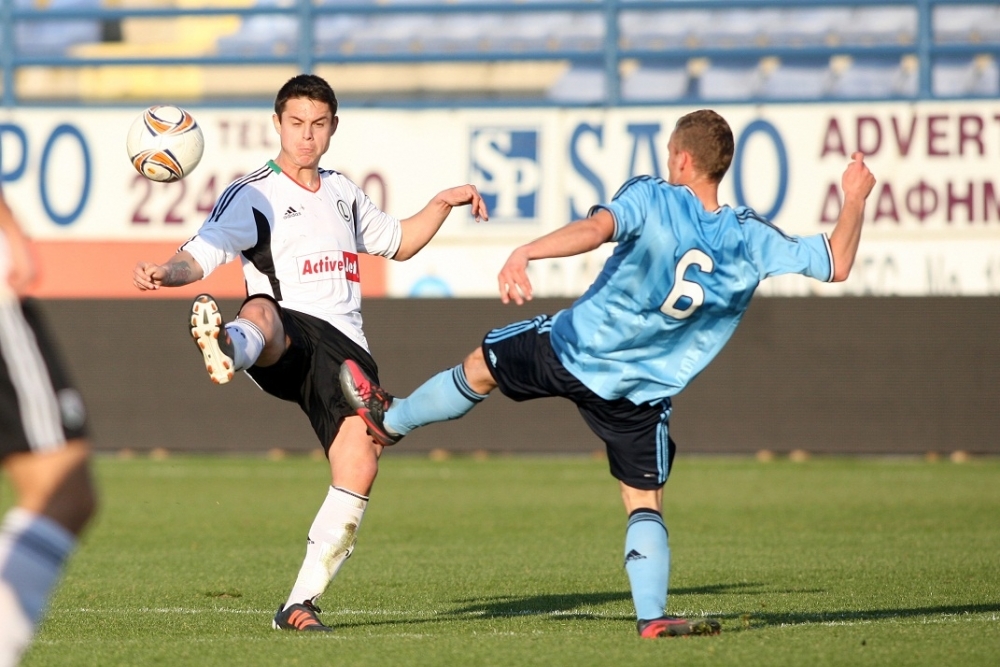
[1,102,998,297]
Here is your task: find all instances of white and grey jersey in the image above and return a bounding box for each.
[182,161,402,352]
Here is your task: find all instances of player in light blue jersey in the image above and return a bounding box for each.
[341,110,876,639]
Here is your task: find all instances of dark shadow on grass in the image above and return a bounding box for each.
[324,583,773,630]
[443,582,766,620]
[445,592,630,620]
[328,600,1000,633]
[729,602,1000,631]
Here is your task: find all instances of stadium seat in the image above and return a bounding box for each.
[621,65,689,102]
[758,59,833,99]
[215,0,298,57]
[697,60,763,100]
[547,65,604,103]
[485,12,566,53]
[828,57,918,98]
[13,0,103,57]
[933,5,1000,44]
[417,14,493,54]
[339,14,436,55]
[932,55,1000,97]
[618,10,710,50]
[313,15,370,56]
[766,8,853,46]
[694,8,785,48]
[550,12,604,53]
[840,6,917,45]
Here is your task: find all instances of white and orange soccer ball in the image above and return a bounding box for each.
[126,105,204,183]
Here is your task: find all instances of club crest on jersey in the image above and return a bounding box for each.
[296,250,360,283]
[337,200,352,222]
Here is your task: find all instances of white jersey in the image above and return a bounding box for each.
[182,160,401,352]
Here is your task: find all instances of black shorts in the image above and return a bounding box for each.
[244,299,379,451]
[482,315,675,491]
[0,298,88,459]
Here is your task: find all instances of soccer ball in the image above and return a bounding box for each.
[126,105,204,183]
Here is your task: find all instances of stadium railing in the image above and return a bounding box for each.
[1,0,999,106]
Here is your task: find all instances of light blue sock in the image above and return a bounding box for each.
[624,509,670,621]
[385,365,489,436]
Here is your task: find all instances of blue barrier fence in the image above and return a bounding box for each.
[2,0,999,107]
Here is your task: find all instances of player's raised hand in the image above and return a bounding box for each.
[497,247,533,305]
[436,184,489,223]
[133,260,167,291]
[841,152,876,202]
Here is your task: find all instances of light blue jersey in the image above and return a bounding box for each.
[550,176,834,405]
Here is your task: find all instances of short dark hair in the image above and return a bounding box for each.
[673,110,734,183]
[274,74,338,118]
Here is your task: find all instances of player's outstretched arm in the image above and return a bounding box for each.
[0,195,37,294]
[497,209,615,305]
[828,152,876,282]
[132,250,205,291]
[394,184,489,261]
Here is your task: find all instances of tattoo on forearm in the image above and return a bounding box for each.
[162,261,193,286]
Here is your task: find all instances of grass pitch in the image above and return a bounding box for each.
[12,454,1000,667]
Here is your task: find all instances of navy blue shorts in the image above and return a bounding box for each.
[482,315,675,490]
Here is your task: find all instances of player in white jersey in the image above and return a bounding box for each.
[132,74,488,632]
[341,110,876,639]
[0,192,97,665]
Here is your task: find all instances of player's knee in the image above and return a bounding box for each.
[238,298,282,340]
[6,443,97,535]
[463,348,497,395]
[239,298,286,363]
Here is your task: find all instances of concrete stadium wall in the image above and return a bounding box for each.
[37,297,999,456]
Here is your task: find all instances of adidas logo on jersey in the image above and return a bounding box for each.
[283,206,303,219]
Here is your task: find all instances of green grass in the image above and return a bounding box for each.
[13,454,1000,666]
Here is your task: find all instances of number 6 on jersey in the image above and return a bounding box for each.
[660,249,714,319]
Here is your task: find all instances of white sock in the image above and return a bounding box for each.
[284,486,368,609]
[0,508,75,667]
[225,319,266,371]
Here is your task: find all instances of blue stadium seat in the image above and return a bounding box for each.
[549,12,604,53]
[621,65,690,102]
[828,57,918,98]
[486,12,566,53]
[840,6,916,45]
[417,14,493,54]
[546,65,604,103]
[215,0,298,57]
[695,8,785,48]
[933,55,999,97]
[759,60,833,99]
[766,8,853,46]
[13,0,102,57]
[313,15,370,56]
[339,14,435,55]
[618,9,714,50]
[697,60,763,100]
[933,5,1000,44]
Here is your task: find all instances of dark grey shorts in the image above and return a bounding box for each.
[245,298,379,452]
[0,298,88,458]
[482,315,675,490]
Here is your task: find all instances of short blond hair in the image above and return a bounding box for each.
[673,110,734,183]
